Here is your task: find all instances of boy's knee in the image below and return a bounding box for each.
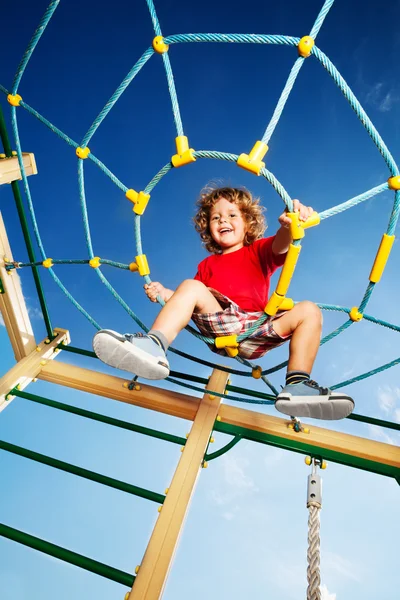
[298,300,322,324]
[177,279,207,294]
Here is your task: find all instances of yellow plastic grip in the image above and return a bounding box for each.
[135,254,150,276]
[298,36,314,58]
[369,233,395,283]
[215,334,238,349]
[126,189,150,215]
[7,94,22,106]
[237,140,268,175]
[171,136,196,167]
[224,347,239,358]
[42,258,53,268]
[276,243,301,296]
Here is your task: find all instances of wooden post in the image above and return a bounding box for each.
[0,212,36,359]
[0,328,70,413]
[128,368,229,600]
[0,153,37,185]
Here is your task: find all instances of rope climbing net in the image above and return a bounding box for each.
[1,0,400,410]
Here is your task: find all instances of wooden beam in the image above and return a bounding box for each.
[37,360,399,472]
[0,328,70,413]
[0,153,37,185]
[218,404,400,470]
[38,360,200,421]
[0,212,36,359]
[128,368,229,600]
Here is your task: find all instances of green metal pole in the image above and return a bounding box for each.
[0,102,53,338]
[0,523,135,587]
[0,440,166,504]
[13,388,187,446]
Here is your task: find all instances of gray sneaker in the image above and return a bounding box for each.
[275,379,354,420]
[93,329,169,380]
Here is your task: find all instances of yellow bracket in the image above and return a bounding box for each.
[287,211,320,240]
[279,297,294,311]
[126,189,150,215]
[388,175,400,190]
[298,36,315,58]
[135,254,150,276]
[89,257,101,268]
[152,35,169,54]
[42,258,53,268]
[76,146,90,159]
[7,94,22,106]
[171,136,196,168]
[369,233,395,283]
[215,334,239,357]
[349,307,363,322]
[237,140,268,175]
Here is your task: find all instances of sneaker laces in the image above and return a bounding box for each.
[306,379,330,395]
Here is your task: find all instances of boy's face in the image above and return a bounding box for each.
[209,197,247,254]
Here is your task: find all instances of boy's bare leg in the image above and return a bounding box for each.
[272,301,322,373]
[152,279,223,344]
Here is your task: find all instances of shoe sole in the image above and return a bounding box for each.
[275,393,354,420]
[93,330,169,380]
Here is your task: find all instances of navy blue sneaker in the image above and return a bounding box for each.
[93,330,169,380]
[275,379,354,420]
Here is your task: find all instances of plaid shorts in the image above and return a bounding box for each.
[191,288,292,360]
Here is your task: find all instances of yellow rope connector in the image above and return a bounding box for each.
[215,334,238,349]
[298,36,315,58]
[158,506,162,512]
[202,461,208,469]
[135,254,150,276]
[42,258,53,268]
[305,456,312,465]
[125,593,130,600]
[171,136,196,167]
[279,297,294,311]
[135,565,140,574]
[215,334,239,357]
[165,487,169,494]
[128,262,139,272]
[76,146,90,159]
[126,189,150,215]
[7,94,22,106]
[287,210,320,240]
[237,140,268,175]
[349,307,363,322]
[89,257,101,268]
[152,35,169,54]
[369,233,395,283]
[252,366,262,379]
[388,175,400,190]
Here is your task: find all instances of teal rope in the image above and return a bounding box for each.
[11,0,60,95]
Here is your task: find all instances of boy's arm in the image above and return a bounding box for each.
[272,199,314,255]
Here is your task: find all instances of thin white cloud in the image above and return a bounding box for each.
[208,454,258,510]
[323,551,362,583]
[0,313,4,326]
[377,384,400,414]
[321,584,336,600]
[364,82,399,112]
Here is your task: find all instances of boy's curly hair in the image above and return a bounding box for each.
[193,185,267,254]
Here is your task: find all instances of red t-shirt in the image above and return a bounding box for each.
[194,236,286,312]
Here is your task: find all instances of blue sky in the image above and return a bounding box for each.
[1,0,399,598]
